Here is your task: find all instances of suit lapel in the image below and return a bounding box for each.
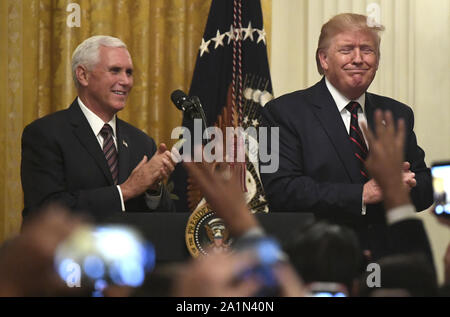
[308,78,362,183]
[365,92,391,131]
[68,99,114,185]
[116,119,131,184]
[365,93,377,131]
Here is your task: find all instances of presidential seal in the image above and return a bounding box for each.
[185,202,233,257]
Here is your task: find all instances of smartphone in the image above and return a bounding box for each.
[54,224,155,296]
[431,161,450,218]
[235,236,285,296]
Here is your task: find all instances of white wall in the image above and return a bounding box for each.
[271,0,450,285]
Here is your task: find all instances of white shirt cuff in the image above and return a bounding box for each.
[386,204,416,225]
[239,226,266,240]
[144,189,162,210]
[361,191,366,215]
[116,185,125,212]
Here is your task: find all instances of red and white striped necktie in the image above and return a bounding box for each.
[346,102,369,181]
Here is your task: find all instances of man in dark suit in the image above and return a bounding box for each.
[260,13,433,259]
[21,35,175,222]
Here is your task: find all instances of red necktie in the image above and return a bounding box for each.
[100,124,118,184]
[346,102,369,181]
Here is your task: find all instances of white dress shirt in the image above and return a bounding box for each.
[325,78,368,143]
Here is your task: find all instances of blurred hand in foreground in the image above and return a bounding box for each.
[0,206,84,296]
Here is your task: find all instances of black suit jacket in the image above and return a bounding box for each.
[21,99,174,222]
[260,78,433,258]
[388,218,434,264]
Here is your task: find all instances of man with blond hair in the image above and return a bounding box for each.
[21,35,175,222]
[260,13,433,259]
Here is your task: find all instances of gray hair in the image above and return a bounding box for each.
[71,35,127,88]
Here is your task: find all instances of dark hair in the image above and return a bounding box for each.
[358,253,438,297]
[285,221,362,293]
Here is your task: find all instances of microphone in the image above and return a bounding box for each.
[170,90,196,115]
[170,90,210,141]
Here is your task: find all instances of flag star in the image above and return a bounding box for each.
[212,30,226,49]
[242,22,255,41]
[199,38,211,57]
[256,28,266,44]
[243,116,249,124]
[252,119,259,126]
[226,25,235,44]
[258,195,266,203]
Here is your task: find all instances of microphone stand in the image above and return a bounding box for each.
[190,96,210,143]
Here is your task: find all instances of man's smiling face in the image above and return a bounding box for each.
[319,29,379,100]
[84,45,134,119]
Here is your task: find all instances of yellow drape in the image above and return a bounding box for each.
[0,0,271,243]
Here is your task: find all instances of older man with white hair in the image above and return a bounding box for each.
[21,35,175,222]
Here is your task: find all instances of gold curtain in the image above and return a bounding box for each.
[0,0,213,243]
[0,0,272,243]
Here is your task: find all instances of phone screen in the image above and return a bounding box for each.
[236,237,285,296]
[431,162,450,218]
[311,291,347,297]
[308,282,348,297]
[54,224,155,296]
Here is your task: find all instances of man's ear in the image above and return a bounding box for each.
[318,49,329,72]
[375,52,380,71]
[75,65,89,87]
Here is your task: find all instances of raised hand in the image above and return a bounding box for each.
[183,157,258,237]
[0,206,84,296]
[173,252,261,297]
[361,110,410,209]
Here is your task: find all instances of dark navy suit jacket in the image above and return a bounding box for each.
[21,99,174,222]
[260,78,433,258]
